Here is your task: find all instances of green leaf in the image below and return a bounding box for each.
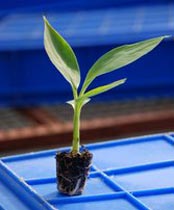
[81,36,166,93]
[43,16,80,89]
[82,78,126,98]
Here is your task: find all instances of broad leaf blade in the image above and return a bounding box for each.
[82,36,165,92]
[43,16,80,89]
[83,78,126,98]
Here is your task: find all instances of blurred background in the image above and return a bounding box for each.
[0,0,174,155]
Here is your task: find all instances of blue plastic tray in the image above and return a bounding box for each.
[1,133,174,210]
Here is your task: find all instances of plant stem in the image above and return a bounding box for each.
[71,101,81,154]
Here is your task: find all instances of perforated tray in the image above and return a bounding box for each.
[1,133,174,210]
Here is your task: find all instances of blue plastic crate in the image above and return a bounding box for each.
[1,4,174,50]
[0,0,170,14]
[1,133,174,209]
[0,3,174,105]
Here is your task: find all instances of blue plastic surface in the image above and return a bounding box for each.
[0,0,170,14]
[1,133,174,209]
[0,4,174,49]
[0,3,174,105]
[0,161,55,210]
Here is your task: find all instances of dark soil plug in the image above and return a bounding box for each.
[56,149,93,196]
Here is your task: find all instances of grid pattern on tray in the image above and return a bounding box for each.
[1,133,174,210]
[43,98,174,122]
[0,3,173,50]
[0,108,35,130]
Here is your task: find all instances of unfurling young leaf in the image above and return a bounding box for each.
[82,78,127,99]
